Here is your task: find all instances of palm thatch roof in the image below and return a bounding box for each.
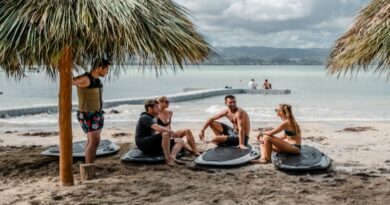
[327,0,390,78]
[0,0,214,78]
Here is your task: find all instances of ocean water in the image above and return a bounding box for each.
[0,65,389,130]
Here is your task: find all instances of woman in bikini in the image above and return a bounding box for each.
[253,104,301,164]
[156,96,201,156]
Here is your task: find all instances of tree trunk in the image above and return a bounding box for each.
[59,46,74,186]
[80,164,96,180]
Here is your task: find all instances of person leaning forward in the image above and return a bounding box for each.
[135,100,184,166]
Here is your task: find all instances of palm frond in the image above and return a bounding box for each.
[326,0,390,78]
[0,0,214,78]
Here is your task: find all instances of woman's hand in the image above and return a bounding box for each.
[198,130,205,141]
[256,132,262,141]
[169,130,178,138]
[263,131,272,136]
[256,132,265,144]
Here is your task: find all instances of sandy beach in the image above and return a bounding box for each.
[1,121,390,205]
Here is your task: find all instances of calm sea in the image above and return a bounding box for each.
[0,65,389,131]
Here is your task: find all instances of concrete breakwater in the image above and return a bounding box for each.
[0,88,290,117]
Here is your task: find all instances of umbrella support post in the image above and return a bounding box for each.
[59,46,74,186]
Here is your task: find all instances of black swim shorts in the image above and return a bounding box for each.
[220,122,249,146]
[136,133,175,154]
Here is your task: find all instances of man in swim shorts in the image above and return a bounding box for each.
[73,59,110,164]
[199,95,251,149]
[262,79,272,90]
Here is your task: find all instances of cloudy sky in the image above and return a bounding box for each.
[174,0,369,48]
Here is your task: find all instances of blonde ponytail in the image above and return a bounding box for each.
[280,104,300,134]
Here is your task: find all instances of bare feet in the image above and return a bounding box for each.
[165,159,177,167]
[193,150,204,156]
[171,157,186,165]
[237,144,248,150]
[194,152,202,157]
[251,159,270,164]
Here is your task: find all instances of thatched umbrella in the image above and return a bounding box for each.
[0,0,213,186]
[327,0,390,78]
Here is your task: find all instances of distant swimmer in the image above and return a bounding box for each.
[262,79,272,90]
[248,79,258,90]
[0,91,3,95]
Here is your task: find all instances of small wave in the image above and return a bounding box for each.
[205,105,223,113]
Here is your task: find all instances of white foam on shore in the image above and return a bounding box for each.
[1,98,390,132]
[205,105,224,114]
[1,110,389,126]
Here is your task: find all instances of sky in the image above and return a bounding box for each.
[174,0,369,48]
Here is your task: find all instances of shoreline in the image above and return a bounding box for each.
[0,88,290,117]
[1,119,389,131]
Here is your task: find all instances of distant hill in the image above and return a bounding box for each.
[205,46,330,65]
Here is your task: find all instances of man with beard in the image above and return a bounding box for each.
[199,95,251,149]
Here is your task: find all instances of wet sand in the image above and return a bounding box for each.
[1,122,390,204]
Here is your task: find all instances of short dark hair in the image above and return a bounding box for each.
[92,59,111,70]
[144,99,158,111]
[224,95,236,101]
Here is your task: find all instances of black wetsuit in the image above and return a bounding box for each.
[135,112,174,154]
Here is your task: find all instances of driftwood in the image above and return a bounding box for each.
[80,164,96,180]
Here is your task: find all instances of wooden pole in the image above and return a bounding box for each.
[58,46,74,186]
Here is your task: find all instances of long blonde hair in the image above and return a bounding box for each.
[280,104,300,134]
[156,96,168,103]
[156,96,169,110]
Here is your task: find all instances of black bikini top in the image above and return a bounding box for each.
[284,129,296,137]
[157,117,171,127]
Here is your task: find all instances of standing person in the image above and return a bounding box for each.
[156,96,201,156]
[248,79,258,89]
[262,79,272,90]
[72,59,110,164]
[253,104,301,164]
[135,100,184,166]
[199,95,251,149]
